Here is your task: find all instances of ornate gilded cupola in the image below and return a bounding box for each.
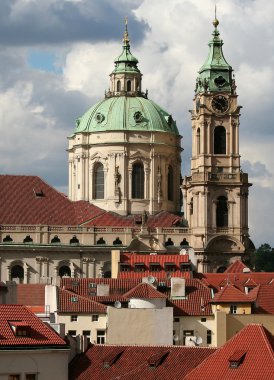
[195,16,236,95]
[107,19,145,98]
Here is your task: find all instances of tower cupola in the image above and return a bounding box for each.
[107,19,144,98]
[195,15,236,94]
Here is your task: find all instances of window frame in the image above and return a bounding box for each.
[70,315,78,322]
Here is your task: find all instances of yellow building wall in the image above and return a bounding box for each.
[212,303,251,315]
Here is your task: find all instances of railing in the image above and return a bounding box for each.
[187,172,249,184]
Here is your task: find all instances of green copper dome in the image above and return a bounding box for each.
[195,18,236,94]
[74,96,179,135]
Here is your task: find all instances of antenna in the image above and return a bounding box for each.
[114,301,122,309]
[187,336,203,346]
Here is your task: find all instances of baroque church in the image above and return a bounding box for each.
[0,17,254,284]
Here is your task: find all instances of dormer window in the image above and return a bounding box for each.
[149,263,161,272]
[134,263,146,272]
[9,321,30,337]
[120,263,131,272]
[229,350,246,369]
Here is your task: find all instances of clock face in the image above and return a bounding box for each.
[211,95,229,113]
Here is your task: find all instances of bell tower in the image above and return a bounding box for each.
[183,15,253,272]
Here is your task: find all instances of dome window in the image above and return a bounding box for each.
[134,111,143,123]
[95,113,105,123]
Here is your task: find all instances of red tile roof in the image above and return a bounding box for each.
[0,175,186,228]
[249,285,274,314]
[123,283,167,299]
[197,272,274,293]
[58,288,107,314]
[0,304,67,347]
[119,253,191,280]
[224,260,252,273]
[168,279,213,316]
[184,324,274,380]
[60,278,213,316]
[17,284,45,306]
[0,175,104,226]
[211,284,252,303]
[69,344,216,380]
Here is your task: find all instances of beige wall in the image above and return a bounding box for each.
[226,314,274,340]
[106,307,173,345]
[0,350,68,380]
[212,303,251,315]
[57,313,107,344]
[174,315,215,347]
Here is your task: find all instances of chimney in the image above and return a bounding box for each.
[171,278,185,298]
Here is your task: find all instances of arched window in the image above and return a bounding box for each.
[94,162,104,199]
[113,237,122,245]
[97,237,106,245]
[132,162,144,199]
[51,235,61,244]
[3,235,13,242]
[127,80,131,91]
[197,128,201,155]
[168,166,174,201]
[23,235,33,243]
[11,264,24,282]
[70,235,79,245]
[216,196,228,227]
[214,126,226,154]
[59,265,71,277]
[117,80,121,92]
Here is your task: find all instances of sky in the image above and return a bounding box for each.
[0,0,273,247]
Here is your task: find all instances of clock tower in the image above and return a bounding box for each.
[183,17,254,272]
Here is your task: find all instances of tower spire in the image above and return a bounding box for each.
[123,16,130,46]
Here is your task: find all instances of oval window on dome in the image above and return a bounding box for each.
[134,111,143,123]
[95,113,105,124]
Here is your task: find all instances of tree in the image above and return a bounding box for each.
[251,243,274,272]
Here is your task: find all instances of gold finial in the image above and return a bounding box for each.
[213,4,219,28]
[123,16,130,45]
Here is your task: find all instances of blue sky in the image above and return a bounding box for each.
[0,0,274,247]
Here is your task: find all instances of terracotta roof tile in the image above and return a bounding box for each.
[69,344,215,380]
[211,284,252,303]
[0,304,67,347]
[17,284,45,306]
[224,260,252,274]
[123,283,167,299]
[249,285,274,314]
[184,324,274,380]
[58,288,107,314]
[0,175,104,226]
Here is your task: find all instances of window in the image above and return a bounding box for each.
[26,375,36,380]
[71,315,78,322]
[134,263,145,272]
[216,196,228,227]
[132,163,144,199]
[96,237,106,245]
[68,330,77,336]
[83,330,91,343]
[201,317,207,322]
[51,235,61,244]
[207,330,212,344]
[168,166,174,201]
[173,317,180,322]
[117,80,121,92]
[149,263,161,272]
[59,265,71,277]
[9,376,20,380]
[197,128,201,155]
[92,315,99,322]
[97,330,105,344]
[230,305,237,314]
[11,264,24,282]
[70,235,79,244]
[214,126,226,154]
[94,162,104,199]
[127,80,131,91]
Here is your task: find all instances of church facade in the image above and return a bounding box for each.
[0,18,254,284]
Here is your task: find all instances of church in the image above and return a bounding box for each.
[0,17,254,284]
